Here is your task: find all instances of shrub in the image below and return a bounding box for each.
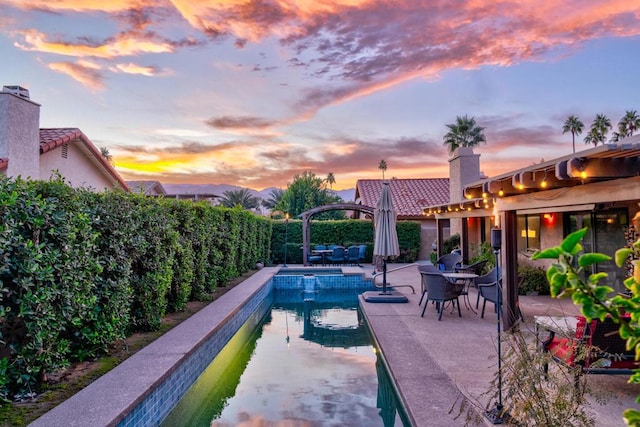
[442,233,461,255]
[517,265,550,295]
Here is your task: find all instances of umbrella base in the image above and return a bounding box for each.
[362,290,408,303]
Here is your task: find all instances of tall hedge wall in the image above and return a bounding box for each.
[0,177,271,399]
[270,219,421,264]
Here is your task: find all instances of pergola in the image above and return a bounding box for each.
[300,203,374,266]
[423,140,640,329]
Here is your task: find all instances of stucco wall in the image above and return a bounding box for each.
[39,142,114,190]
[419,220,438,260]
[0,92,40,179]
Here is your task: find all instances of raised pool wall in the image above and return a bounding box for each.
[29,266,372,427]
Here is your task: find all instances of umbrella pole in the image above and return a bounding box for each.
[382,258,387,294]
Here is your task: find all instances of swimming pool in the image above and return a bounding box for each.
[31,267,409,426]
[161,288,408,426]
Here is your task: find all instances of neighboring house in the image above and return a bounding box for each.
[0,85,128,191]
[423,140,640,328]
[127,180,167,196]
[354,178,450,259]
[127,180,219,204]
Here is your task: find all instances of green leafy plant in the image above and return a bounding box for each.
[532,226,640,425]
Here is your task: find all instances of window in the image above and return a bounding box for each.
[516,215,540,253]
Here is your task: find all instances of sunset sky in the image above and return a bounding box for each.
[2,1,640,190]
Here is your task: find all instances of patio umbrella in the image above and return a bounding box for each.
[373,181,400,294]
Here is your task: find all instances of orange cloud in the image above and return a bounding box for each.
[15,29,173,58]
[48,60,104,91]
[3,0,136,13]
[110,63,159,76]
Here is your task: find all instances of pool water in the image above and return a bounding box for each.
[161,289,407,426]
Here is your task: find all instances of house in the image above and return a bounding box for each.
[0,85,128,191]
[127,180,219,203]
[355,178,450,259]
[424,140,640,328]
[127,180,167,196]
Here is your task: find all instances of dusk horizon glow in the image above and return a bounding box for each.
[2,1,640,190]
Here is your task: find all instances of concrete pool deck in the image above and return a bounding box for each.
[360,263,639,427]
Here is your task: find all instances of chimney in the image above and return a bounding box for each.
[2,85,30,100]
[448,147,481,204]
[0,85,41,179]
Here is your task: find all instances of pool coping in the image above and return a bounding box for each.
[29,267,279,427]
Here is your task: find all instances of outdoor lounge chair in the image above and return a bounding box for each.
[420,272,462,320]
[435,252,462,272]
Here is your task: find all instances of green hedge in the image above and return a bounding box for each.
[270,219,421,264]
[0,177,271,399]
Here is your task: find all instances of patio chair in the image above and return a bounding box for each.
[473,267,501,309]
[346,246,360,265]
[307,252,323,266]
[420,272,462,320]
[326,246,346,265]
[314,244,327,251]
[417,264,442,306]
[358,244,367,263]
[454,259,487,276]
[435,252,462,272]
[478,278,501,319]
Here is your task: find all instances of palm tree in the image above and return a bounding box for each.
[325,172,336,189]
[100,147,113,163]
[262,188,284,210]
[585,114,611,147]
[442,115,486,155]
[378,160,388,179]
[219,188,260,210]
[562,115,584,153]
[616,110,640,140]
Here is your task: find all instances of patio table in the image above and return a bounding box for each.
[311,249,335,266]
[442,272,478,314]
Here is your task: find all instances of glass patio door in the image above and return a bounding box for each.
[566,209,628,293]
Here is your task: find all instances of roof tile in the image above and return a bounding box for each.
[356,178,449,218]
[39,128,83,154]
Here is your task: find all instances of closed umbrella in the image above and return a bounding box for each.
[373,181,400,294]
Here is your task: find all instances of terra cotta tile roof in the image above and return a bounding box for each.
[40,128,83,154]
[38,128,129,190]
[355,178,450,219]
[126,180,166,195]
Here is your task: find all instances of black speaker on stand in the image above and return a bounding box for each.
[485,228,510,424]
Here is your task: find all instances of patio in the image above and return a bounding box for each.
[360,263,639,427]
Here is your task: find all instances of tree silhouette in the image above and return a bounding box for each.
[219,188,260,210]
[326,172,336,189]
[442,115,486,154]
[562,115,584,153]
[378,160,387,179]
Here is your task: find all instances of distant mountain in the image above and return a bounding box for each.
[162,183,355,203]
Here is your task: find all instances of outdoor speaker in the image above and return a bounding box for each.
[491,228,502,250]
